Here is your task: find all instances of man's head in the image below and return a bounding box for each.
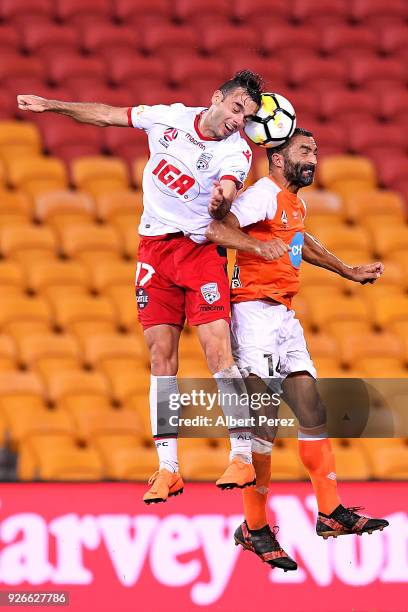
[267,128,317,191]
[206,70,263,139]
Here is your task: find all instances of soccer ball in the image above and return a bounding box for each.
[244,92,296,148]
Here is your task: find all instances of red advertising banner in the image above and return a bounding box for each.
[0,482,406,612]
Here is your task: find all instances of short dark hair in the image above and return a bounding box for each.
[219,70,264,106]
[267,127,314,164]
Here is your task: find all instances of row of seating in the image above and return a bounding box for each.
[0,22,407,60]
[1,0,407,28]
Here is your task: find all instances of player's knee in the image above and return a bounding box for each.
[149,342,178,376]
[203,342,232,373]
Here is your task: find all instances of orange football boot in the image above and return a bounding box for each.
[216,457,256,490]
[143,468,184,504]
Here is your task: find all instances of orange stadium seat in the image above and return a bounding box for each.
[179,329,204,360]
[71,156,130,196]
[35,190,95,225]
[320,89,379,123]
[17,332,81,370]
[5,405,75,450]
[180,446,230,481]
[18,434,76,481]
[59,224,122,261]
[304,332,340,361]
[132,157,148,189]
[0,295,51,332]
[98,357,149,403]
[7,157,68,198]
[88,260,135,294]
[330,440,371,480]
[307,225,370,252]
[370,225,408,258]
[201,25,260,60]
[22,22,79,58]
[81,333,145,367]
[0,371,44,405]
[47,53,106,89]
[125,392,152,437]
[111,219,139,259]
[268,442,308,481]
[0,121,42,162]
[0,334,18,371]
[68,407,142,445]
[320,26,377,58]
[36,446,105,481]
[0,224,57,262]
[94,432,144,474]
[55,0,113,26]
[318,155,377,195]
[105,285,138,332]
[304,214,344,237]
[0,191,32,225]
[300,190,343,216]
[25,260,89,296]
[95,191,142,222]
[97,443,159,480]
[300,264,345,293]
[308,295,370,331]
[44,369,109,404]
[337,331,403,369]
[80,23,139,57]
[142,25,199,57]
[350,58,407,90]
[291,295,311,330]
[373,296,408,330]
[0,261,25,293]
[343,190,405,224]
[369,444,408,479]
[48,294,117,333]
[38,117,103,165]
[288,58,349,90]
[58,394,113,439]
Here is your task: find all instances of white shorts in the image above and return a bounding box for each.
[231,300,317,380]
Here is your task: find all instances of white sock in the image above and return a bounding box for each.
[214,365,252,463]
[150,374,179,473]
[252,436,273,455]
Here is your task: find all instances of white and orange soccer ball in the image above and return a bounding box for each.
[244,92,296,148]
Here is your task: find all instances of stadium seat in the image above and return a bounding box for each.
[36,116,103,165]
[0,26,21,55]
[48,294,117,333]
[318,155,377,194]
[0,0,54,23]
[370,225,408,258]
[21,22,79,58]
[173,0,231,24]
[18,433,74,480]
[288,58,349,90]
[103,128,147,167]
[6,157,68,198]
[47,53,106,89]
[124,392,152,438]
[80,23,139,57]
[37,445,105,481]
[0,54,45,88]
[307,226,370,252]
[55,0,113,26]
[69,408,142,446]
[0,334,17,370]
[226,56,288,94]
[338,331,403,369]
[99,359,149,403]
[71,156,130,197]
[291,0,350,26]
[377,155,408,189]
[373,296,408,329]
[82,333,145,367]
[113,0,172,26]
[179,329,204,359]
[0,191,32,221]
[308,295,370,332]
[320,89,379,122]
[300,190,343,216]
[169,57,229,89]
[111,217,140,259]
[34,190,95,230]
[370,444,408,479]
[200,25,260,59]
[0,91,17,119]
[142,25,199,57]
[25,260,89,296]
[44,369,109,404]
[0,224,57,261]
[261,28,318,62]
[59,224,122,260]
[343,190,405,224]
[132,157,148,189]
[304,214,344,237]
[58,393,113,431]
[0,295,51,333]
[351,0,408,26]
[232,0,288,25]
[0,121,42,162]
[95,191,142,222]
[303,121,349,157]
[379,25,408,57]
[0,261,25,293]
[349,58,407,89]
[349,122,405,158]
[329,440,371,480]
[105,285,138,332]
[300,264,345,293]
[88,260,135,293]
[5,405,75,449]
[320,26,377,58]
[98,443,159,480]
[17,332,81,369]
[381,88,408,122]
[180,446,230,481]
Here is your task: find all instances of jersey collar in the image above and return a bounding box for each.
[267,175,300,202]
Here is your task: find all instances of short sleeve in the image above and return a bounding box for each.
[230,183,276,228]
[218,142,253,189]
[127,104,173,131]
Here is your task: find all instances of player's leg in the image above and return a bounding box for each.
[281,311,389,537]
[136,237,186,504]
[183,240,255,489]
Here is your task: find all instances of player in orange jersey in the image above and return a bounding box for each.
[206,128,389,571]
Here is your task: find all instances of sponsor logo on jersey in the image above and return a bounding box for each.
[242,149,251,162]
[159,127,178,148]
[289,231,304,268]
[199,304,224,312]
[136,287,149,309]
[231,265,242,289]
[196,152,213,170]
[236,170,246,184]
[151,153,200,202]
[201,282,220,304]
[185,132,206,150]
[281,210,288,225]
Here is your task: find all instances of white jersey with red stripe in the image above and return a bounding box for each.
[128,103,252,243]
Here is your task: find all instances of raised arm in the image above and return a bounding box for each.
[303,232,384,284]
[206,213,289,261]
[17,95,129,127]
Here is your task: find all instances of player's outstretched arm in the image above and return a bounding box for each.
[206,213,289,261]
[303,233,384,284]
[209,180,237,220]
[17,95,129,127]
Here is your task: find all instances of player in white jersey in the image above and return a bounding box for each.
[18,71,263,503]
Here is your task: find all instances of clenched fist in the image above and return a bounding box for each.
[17,95,50,113]
[255,238,290,261]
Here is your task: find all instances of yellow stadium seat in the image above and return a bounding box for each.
[180,446,229,481]
[98,443,158,480]
[0,224,57,260]
[88,260,135,293]
[332,248,374,266]
[0,191,32,220]
[361,359,408,377]
[132,156,148,189]
[44,369,109,403]
[67,322,118,345]
[5,406,74,450]
[330,440,372,479]
[338,331,403,368]
[369,443,408,479]
[304,215,344,237]
[38,447,105,480]
[0,261,25,293]
[179,329,203,359]
[309,295,370,331]
[125,392,155,438]
[72,156,130,197]
[48,294,117,332]
[105,285,138,331]
[373,295,408,329]
[300,263,345,292]
[318,155,377,195]
[69,406,143,445]
[94,433,144,475]
[18,434,76,481]
[82,333,146,367]
[7,156,68,197]
[343,190,406,224]
[110,215,140,258]
[59,223,122,259]
[25,260,89,295]
[304,332,339,360]
[99,359,150,402]
[291,295,311,330]
[0,121,42,162]
[35,190,95,230]
[313,357,345,378]
[95,190,143,221]
[0,295,51,332]
[301,190,343,216]
[59,397,113,442]
[17,332,81,370]
[370,225,408,258]
[308,225,370,251]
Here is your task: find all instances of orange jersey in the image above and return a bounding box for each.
[230,176,306,309]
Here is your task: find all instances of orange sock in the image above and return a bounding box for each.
[298,437,341,515]
[242,452,271,529]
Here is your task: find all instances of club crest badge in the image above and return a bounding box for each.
[196,152,213,170]
[201,282,220,304]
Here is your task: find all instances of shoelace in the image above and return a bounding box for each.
[270,526,283,551]
[345,506,365,514]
